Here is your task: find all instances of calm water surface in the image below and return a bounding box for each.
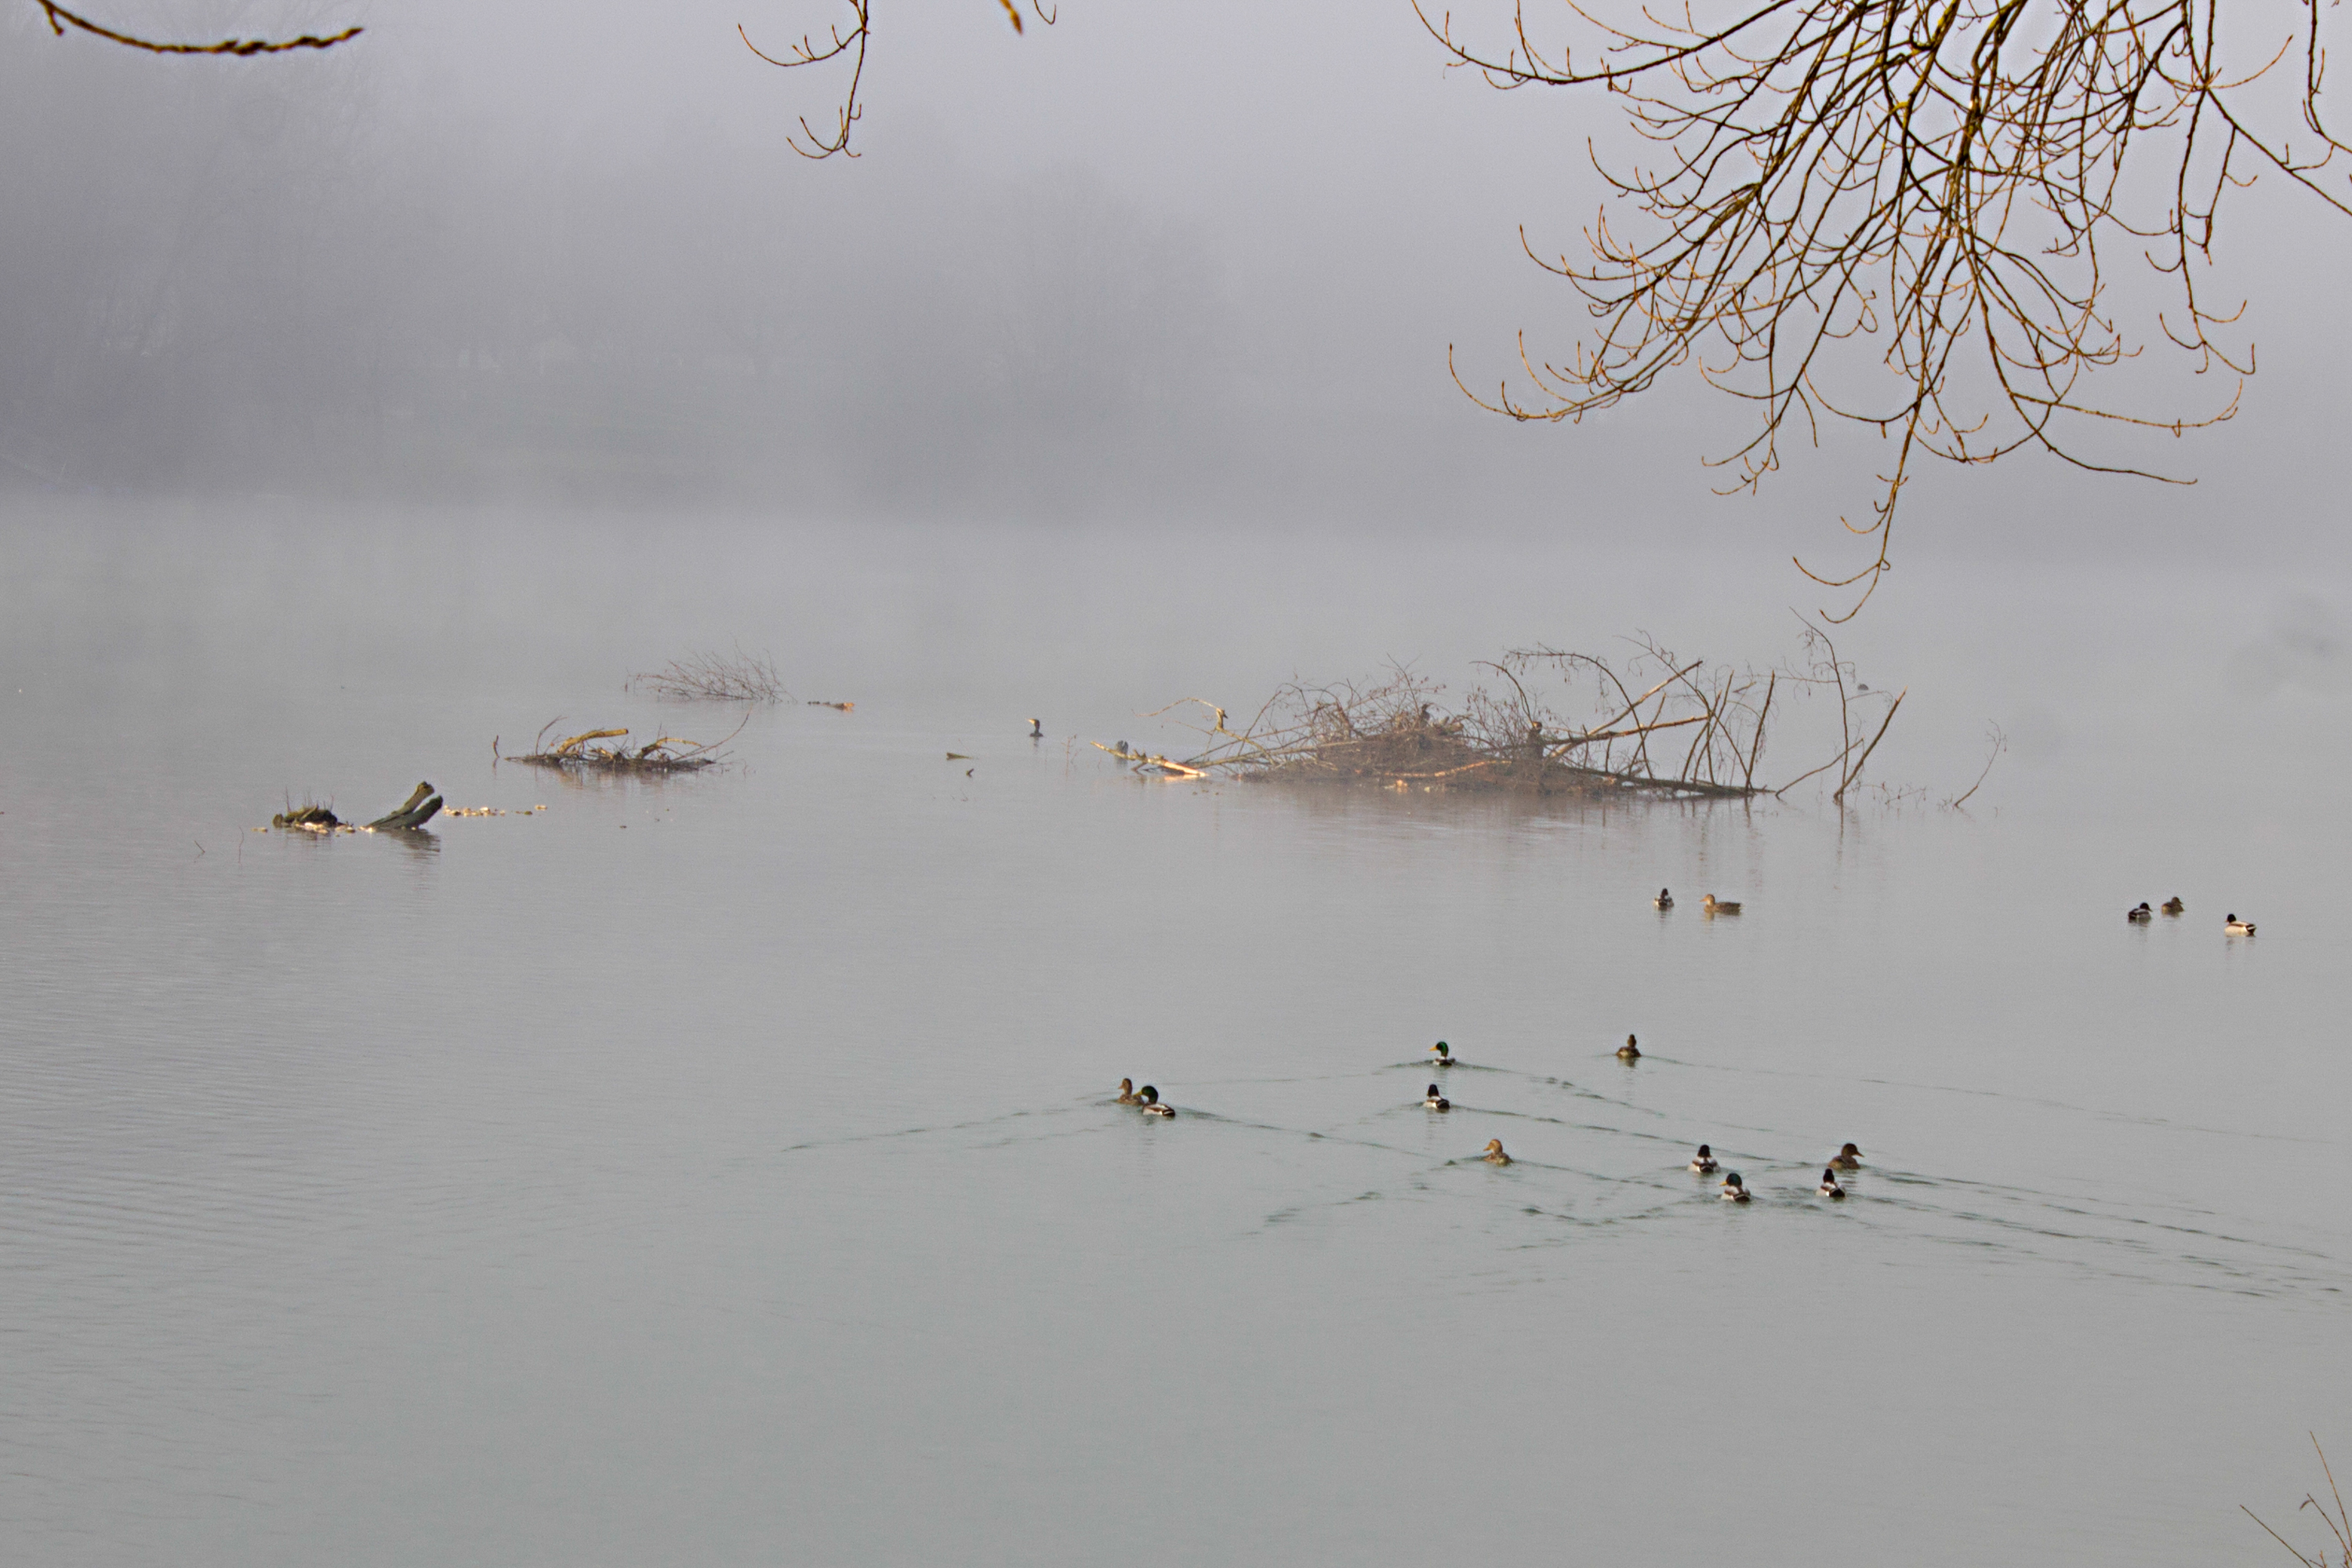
[2,506,2347,1565]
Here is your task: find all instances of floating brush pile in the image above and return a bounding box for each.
[1127,628,1906,801]
[507,713,746,774]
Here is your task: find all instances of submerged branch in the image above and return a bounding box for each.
[510,709,750,773]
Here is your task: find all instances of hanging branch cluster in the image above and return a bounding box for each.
[1419,0,2351,617]
[741,0,1056,159]
[33,1,360,55]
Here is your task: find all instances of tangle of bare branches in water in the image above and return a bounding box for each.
[629,647,793,704]
[508,713,750,774]
[32,1,360,55]
[1418,0,2351,618]
[1126,628,1913,803]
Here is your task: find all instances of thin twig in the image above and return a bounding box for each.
[1950,722,2007,808]
[1835,689,1907,803]
[1742,671,1776,790]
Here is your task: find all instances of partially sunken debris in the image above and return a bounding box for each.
[508,713,745,774]
[271,781,444,833]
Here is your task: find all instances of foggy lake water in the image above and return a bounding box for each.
[2,506,2348,1564]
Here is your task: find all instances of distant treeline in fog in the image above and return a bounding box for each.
[0,23,1323,514]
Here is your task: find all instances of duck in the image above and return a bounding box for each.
[1818,1167,1846,1199]
[1029,717,1044,739]
[1617,1033,1641,1061]
[1423,1084,1451,1112]
[2225,913,2257,935]
[1138,1085,1175,1117]
[1701,895,1743,915]
[1688,1144,1719,1174]
[1115,1077,1141,1105]
[2161,895,2186,915]
[1481,1138,1511,1165]
[1653,887,1675,909]
[2126,901,2154,923]
[1829,1142,1863,1170]
[1720,1172,1751,1202]
[1430,1040,1457,1067]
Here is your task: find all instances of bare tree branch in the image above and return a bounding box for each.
[1422,0,2346,616]
[33,1,360,56]
[742,0,1054,159]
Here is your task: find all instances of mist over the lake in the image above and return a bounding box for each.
[6,0,2347,565]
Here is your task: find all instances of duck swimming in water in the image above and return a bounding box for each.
[2127,902,2154,923]
[1423,1084,1451,1112]
[1617,1034,1641,1060]
[1829,1142,1863,1170]
[2161,895,2186,915]
[1482,1138,1511,1165]
[1138,1085,1174,1117]
[1701,895,1742,915]
[1689,1144,1719,1174]
[1818,1167,1846,1199]
[1430,1040,1457,1067]
[1653,887,1675,909]
[1720,1172,1751,1202]
[1029,717,1044,739]
[2225,913,2258,935]
[1115,1078,1141,1105]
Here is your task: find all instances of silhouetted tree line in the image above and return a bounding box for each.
[0,27,1225,507]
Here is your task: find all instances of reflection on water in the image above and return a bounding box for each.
[1,508,2348,1566]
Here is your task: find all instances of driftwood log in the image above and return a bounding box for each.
[365,781,443,830]
[272,781,444,833]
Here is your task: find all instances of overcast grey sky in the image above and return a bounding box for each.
[3,0,2347,574]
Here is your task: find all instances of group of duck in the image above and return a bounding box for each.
[1116,1032,1857,1201]
[1115,883,2251,1197]
[1112,1079,1177,1116]
[2125,896,2257,935]
[1650,889,1738,913]
[1665,884,2259,935]
[1425,1039,1863,1201]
